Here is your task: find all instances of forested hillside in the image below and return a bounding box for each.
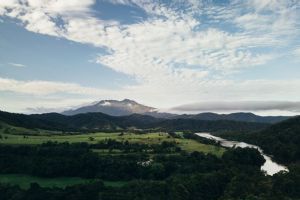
[1,142,299,200]
[0,110,269,133]
[176,112,289,123]
[247,116,300,164]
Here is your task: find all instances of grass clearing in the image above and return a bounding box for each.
[0,174,127,189]
[0,131,225,156]
[0,122,64,136]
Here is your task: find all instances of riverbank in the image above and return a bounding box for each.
[195,133,288,175]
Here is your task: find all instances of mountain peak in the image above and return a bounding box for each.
[63,99,155,116]
[122,98,136,103]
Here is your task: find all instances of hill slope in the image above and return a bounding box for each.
[61,99,289,123]
[176,112,289,124]
[247,116,300,164]
[0,110,268,133]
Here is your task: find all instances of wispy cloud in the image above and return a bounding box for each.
[293,47,300,57]
[1,76,300,113]
[1,0,298,81]
[169,101,300,114]
[0,77,109,96]
[0,0,299,112]
[8,62,26,67]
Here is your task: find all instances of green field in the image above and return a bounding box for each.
[0,122,65,136]
[0,131,225,156]
[0,174,127,189]
[0,131,225,190]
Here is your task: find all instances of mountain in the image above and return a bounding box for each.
[62,99,156,116]
[176,112,289,124]
[0,110,268,133]
[62,99,289,124]
[62,99,177,118]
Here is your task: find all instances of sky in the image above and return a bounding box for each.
[0,0,300,115]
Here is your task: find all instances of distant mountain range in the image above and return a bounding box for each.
[62,99,289,124]
[0,110,268,133]
[177,112,289,124]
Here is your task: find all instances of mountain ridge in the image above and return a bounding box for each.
[0,110,268,133]
[61,99,289,124]
[177,112,290,124]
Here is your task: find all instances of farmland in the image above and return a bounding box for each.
[0,130,225,157]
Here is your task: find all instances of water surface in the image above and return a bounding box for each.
[195,133,288,176]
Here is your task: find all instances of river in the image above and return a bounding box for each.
[195,133,288,176]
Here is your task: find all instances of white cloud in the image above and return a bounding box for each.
[1,77,300,113]
[0,0,288,80]
[8,62,26,67]
[247,0,296,11]
[168,101,300,116]
[0,0,96,36]
[293,47,300,56]
[0,0,299,113]
[0,77,111,96]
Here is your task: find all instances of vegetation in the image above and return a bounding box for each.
[0,141,224,180]
[218,116,300,164]
[0,110,268,132]
[178,112,289,124]
[0,111,299,199]
[247,116,300,164]
[0,141,299,200]
[0,131,225,156]
[0,174,92,189]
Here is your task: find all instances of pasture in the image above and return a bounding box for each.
[0,131,225,156]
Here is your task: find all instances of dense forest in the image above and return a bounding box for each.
[219,116,300,165]
[0,112,299,200]
[174,112,289,124]
[0,141,299,200]
[247,116,300,164]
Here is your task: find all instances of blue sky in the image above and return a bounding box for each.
[0,0,300,115]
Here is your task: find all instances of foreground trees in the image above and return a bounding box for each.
[0,141,299,200]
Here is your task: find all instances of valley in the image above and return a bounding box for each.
[195,132,288,175]
[0,110,299,200]
[0,131,225,156]
[2,0,299,199]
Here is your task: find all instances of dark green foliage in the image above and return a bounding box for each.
[272,165,300,199]
[245,116,300,164]
[0,142,299,200]
[155,118,268,133]
[0,181,103,200]
[178,112,289,124]
[217,116,300,165]
[223,147,265,167]
[0,110,268,132]
[0,112,299,200]
[0,142,222,180]
[91,139,178,153]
